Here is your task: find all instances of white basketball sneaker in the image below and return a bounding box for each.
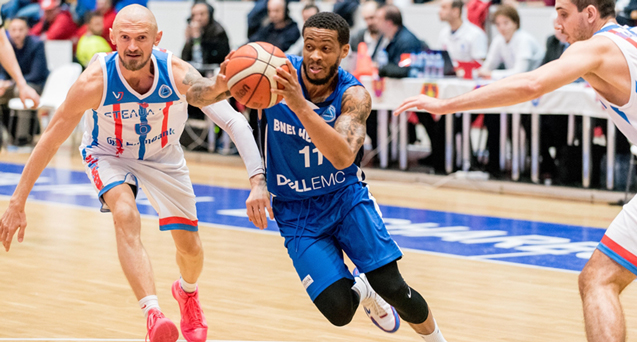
[353,268,400,333]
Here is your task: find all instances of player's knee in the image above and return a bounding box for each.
[319,301,356,326]
[174,232,203,258]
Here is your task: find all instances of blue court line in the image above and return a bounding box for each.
[0,162,605,273]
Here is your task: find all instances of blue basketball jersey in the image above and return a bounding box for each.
[80,48,187,161]
[263,54,365,200]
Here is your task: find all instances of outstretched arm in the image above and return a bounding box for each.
[0,64,103,251]
[395,39,605,115]
[272,60,370,170]
[172,56,232,107]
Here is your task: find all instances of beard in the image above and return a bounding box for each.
[302,58,340,86]
[119,53,150,71]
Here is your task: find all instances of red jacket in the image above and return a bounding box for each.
[30,10,77,40]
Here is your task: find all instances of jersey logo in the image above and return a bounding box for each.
[320,105,337,123]
[159,84,172,98]
[135,123,152,135]
[113,91,124,101]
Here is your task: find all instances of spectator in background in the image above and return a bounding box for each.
[478,5,543,177]
[182,1,230,67]
[416,0,488,173]
[477,5,543,79]
[286,3,319,56]
[0,17,48,97]
[438,0,487,64]
[30,0,77,40]
[75,11,111,67]
[249,0,300,53]
[350,1,386,61]
[1,0,41,27]
[74,0,116,50]
[333,0,359,27]
[375,4,425,78]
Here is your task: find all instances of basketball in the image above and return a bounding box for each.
[225,42,289,109]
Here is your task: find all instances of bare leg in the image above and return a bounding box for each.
[171,230,203,284]
[103,184,155,300]
[579,249,636,342]
[409,311,436,335]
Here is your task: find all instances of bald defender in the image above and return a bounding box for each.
[0,5,271,342]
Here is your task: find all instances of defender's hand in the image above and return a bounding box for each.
[394,95,445,116]
[246,174,273,230]
[0,203,27,252]
[271,60,305,113]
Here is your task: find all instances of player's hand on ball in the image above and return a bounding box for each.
[394,95,445,116]
[272,60,305,113]
[246,174,274,230]
[0,204,27,252]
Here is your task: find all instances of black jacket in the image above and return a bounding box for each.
[182,20,231,65]
[541,35,567,66]
[379,26,426,78]
[249,20,301,53]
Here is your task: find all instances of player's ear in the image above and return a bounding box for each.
[109,28,115,45]
[341,43,350,59]
[154,30,163,46]
[585,4,596,22]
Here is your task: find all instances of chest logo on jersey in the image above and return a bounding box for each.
[159,84,172,98]
[113,91,124,101]
[319,105,337,123]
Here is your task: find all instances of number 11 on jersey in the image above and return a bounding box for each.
[299,146,324,168]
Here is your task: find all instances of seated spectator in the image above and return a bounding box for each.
[438,0,487,64]
[30,0,78,41]
[286,3,319,56]
[247,0,268,39]
[350,0,386,61]
[478,5,543,177]
[477,5,543,79]
[112,0,146,12]
[333,0,359,28]
[182,1,230,68]
[249,0,300,53]
[75,11,111,67]
[375,4,425,78]
[0,17,48,111]
[74,0,116,50]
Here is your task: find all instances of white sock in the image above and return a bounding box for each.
[139,295,160,317]
[351,277,369,302]
[420,319,447,342]
[180,277,197,293]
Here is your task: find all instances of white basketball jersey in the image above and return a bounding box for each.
[80,49,187,161]
[595,24,637,144]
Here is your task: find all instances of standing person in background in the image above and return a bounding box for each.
[30,0,78,41]
[286,3,320,56]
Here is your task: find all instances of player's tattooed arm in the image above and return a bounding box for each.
[184,66,231,107]
[335,86,371,155]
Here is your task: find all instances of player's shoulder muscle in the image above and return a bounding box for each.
[68,60,104,112]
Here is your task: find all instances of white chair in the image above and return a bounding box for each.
[44,40,73,72]
[8,63,83,145]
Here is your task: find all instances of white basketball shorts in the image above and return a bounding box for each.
[81,144,198,231]
[598,194,637,275]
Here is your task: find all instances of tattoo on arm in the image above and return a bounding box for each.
[335,87,371,153]
[183,66,201,86]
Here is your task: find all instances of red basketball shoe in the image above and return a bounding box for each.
[172,280,208,342]
[146,308,178,342]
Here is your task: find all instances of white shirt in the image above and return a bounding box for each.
[438,21,488,62]
[481,29,545,80]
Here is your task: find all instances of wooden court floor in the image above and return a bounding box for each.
[0,147,634,342]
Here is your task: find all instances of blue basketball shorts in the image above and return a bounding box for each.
[272,182,403,301]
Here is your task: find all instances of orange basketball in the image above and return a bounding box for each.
[225,42,290,109]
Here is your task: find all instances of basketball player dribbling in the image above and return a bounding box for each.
[0,5,272,342]
[192,12,448,342]
[395,0,637,340]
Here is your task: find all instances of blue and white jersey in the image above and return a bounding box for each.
[264,54,365,200]
[595,24,637,144]
[80,48,187,160]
